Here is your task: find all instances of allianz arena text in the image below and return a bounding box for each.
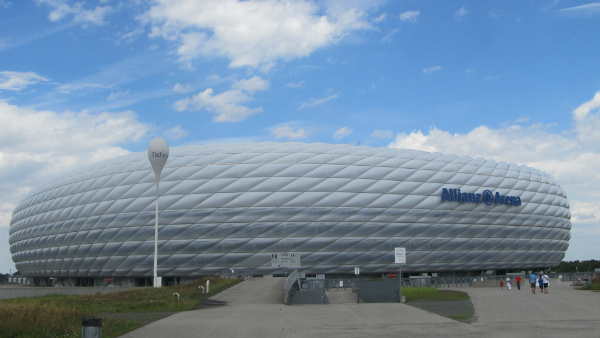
[9,143,571,286]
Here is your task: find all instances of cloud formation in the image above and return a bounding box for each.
[174,76,269,122]
[0,71,49,91]
[0,100,151,230]
[270,124,310,139]
[423,66,442,75]
[455,6,469,19]
[400,10,420,22]
[388,91,600,251]
[144,0,373,69]
[333,126,353,140]
[371,129,394,139]
[36,0,111,25]
[299,93,339,109]
[557,3,600,17]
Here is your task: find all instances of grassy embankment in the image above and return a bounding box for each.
[402,287,470,302]
[0,277,240,338]
[402,287,472,322]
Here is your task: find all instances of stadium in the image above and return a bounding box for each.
[9,143,571,286]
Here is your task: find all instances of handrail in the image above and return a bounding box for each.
[283,270,300,305]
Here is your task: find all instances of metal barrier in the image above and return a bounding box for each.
[357,278,399,303]
[283,270,300,305]
[290,279,327,304]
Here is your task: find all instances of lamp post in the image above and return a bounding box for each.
[148,137,169,288]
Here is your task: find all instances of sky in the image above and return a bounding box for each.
[1,0,600,274]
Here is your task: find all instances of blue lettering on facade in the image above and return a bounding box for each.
[441,188,522,206]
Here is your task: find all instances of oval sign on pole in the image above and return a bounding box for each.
[148,137,169,181]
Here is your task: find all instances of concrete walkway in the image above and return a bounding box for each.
[118,278,600,338]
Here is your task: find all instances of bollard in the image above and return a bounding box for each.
[81,317,102,338]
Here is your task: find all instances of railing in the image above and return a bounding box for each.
[283,270,300,305]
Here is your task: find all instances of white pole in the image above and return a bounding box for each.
[154,180,159,287]
[148,137,169,288]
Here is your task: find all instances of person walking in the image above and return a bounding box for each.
[529,272,537,294]
[506,276,512,290]
[538,275,544,294]
[542,273,550,294]
[516,275,522,290]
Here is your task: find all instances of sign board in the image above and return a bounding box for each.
[271,252,301,268]
[354,267,360,275]
[388,273,397,278]
[394,247,406,264]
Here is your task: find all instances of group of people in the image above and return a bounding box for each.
[530,273,550,294]
[499,273,549,294]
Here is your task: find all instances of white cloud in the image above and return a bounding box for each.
[373,12,387,23]
[400,10,420,22]
[371,129,394,139]
[144,0,374,69]
[484,75,500,81]
[0,71,49,91]
[270,125,310,139]
[572,90,600,148]
[388,91,600,255]
[232,76,269,95]
[0,100,151,229]
[382,28,400,43]
[162,126,189,140]
[455,6,469,19]
[58,82,107,94]
[299,93,339,109]
[107,89,129,101]
[36,0,111,25]
[557,3,600,18]
[333,126,353,140]
[173,83,193,93]
[327,57,338,65]
[423,66,441,75]
[286,81,305,88]
[174,76,268,122]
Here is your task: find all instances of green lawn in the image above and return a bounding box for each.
[0,277,240,338]
[580,279,600,291]
[402,287,470,302]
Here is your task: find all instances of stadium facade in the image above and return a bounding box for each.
[9,143,571,286]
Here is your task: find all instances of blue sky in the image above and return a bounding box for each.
[1,0,600,273]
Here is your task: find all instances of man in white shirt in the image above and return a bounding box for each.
[542,274,550,294]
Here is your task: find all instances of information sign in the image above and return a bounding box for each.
[394,247,406,264]
[271,252,301,268]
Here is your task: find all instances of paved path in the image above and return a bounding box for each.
[454,280,600,337]
[118,278,600,338]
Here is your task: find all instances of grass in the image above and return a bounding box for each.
[448,314,471,321]
[580,279,600,291]
[402,287,474,324]
[402,287,470,302]
[0,277,240,338]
